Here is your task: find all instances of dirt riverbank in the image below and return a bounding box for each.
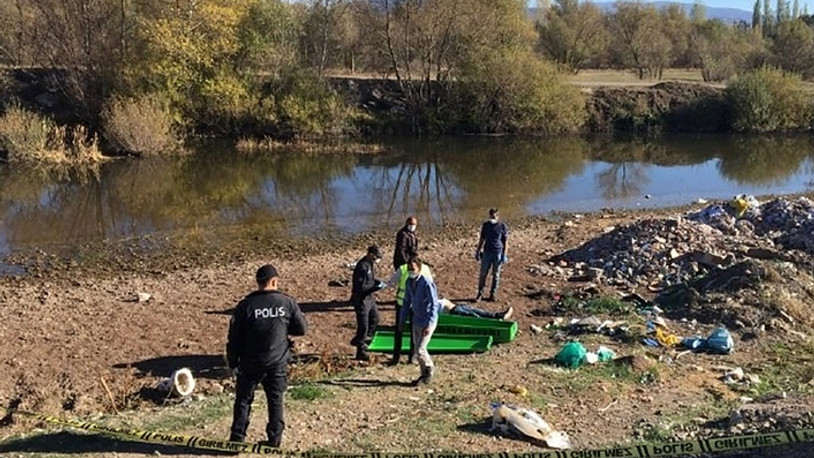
[0,202,813,457]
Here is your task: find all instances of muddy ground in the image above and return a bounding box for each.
[0,204,813,457]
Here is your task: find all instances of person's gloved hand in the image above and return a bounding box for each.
[474,250,482,261]
[500,254,509,265]
[375,280,386,290]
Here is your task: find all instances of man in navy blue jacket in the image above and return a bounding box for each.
[475,208,509,302]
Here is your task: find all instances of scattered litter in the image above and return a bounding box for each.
[555,342,587,369]
[722,367,745,384]
[156,368,195,397]
[599,399,618,412]
[680,327,735,354]
[642,338,660,347]
[490,403,572,449]
[655,327,681,347]
[597,346,616,362]
[585,346,616,365]
[530,324,543,334]
[127,292,152,303]
[706,327,735,354]
[508,385,528,396]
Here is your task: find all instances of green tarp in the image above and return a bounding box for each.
[367,331,493,354]
[428,314,518,343]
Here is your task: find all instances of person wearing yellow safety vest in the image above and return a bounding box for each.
[383,258,433,366]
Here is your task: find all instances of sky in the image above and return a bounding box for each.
[701,0,811,10]
[526,1,814,12]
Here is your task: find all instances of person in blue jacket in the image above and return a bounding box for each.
[399,256,441,385]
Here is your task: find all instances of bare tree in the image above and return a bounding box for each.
[28,0,125,118]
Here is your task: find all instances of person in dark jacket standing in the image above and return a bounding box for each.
[393,216,419,271]
[227,264,307,447]
[351,245,386,361]
[475,208,509,302]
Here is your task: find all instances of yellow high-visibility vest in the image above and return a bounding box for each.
[396,264,434,307]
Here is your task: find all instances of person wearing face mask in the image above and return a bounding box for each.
[475,208,509,302]
[350,245,386,361]
[393,216,419,271]
[383,258,434,366]
[398,257,441,385]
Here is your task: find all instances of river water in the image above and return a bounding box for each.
[2,134,814,258]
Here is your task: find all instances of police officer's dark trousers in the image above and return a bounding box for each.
[351,294,379,348]
[230,363,287,446]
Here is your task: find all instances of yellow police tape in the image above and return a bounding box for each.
[6,409,814,458]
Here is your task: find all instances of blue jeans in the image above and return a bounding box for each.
[452,304,502,319]
[478,251,502,298]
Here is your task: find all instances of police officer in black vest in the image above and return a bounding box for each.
[227,264,307,447]
[350,245,386,361]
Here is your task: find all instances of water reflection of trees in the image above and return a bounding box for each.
[590,140,660,199]
[0,151,357,250]
[374,161,457,226]
[716,137,814,185]
[367,137,588,226]
[5,134,814,252]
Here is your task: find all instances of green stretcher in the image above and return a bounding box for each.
[406,314,518,343]
[367,331,493,354]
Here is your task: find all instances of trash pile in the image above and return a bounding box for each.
[552,196,814,290]
[552,217,734,288]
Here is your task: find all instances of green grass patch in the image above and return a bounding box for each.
[0,395,234,457]
[289,383,331,401]
[139,394,233,432]
[538,358,640,396]
[554,295,631,316]
[746,341,814,397]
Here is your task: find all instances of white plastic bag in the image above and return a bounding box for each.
[490,403,572,450]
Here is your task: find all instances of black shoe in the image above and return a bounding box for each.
[229,435,244,443]
[385,357,400,366]
[257,440,280,449]
[412,375,428,386]
[475,292,483,302]
[485,295,496,302]
[350,336,361,346]
[355,349,370,361]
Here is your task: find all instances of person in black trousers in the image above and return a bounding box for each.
[227,264,307,447]
[350,245,385,361]
[393,216,419,271]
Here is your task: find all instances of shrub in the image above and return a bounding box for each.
[0,104,56,161]
[455,49,586,134]
[0,104,103,165]
[726,67,813,133]
[266,70,356,139]
[102,94,179,156]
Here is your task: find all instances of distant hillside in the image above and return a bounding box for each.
[530,2,752,24]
